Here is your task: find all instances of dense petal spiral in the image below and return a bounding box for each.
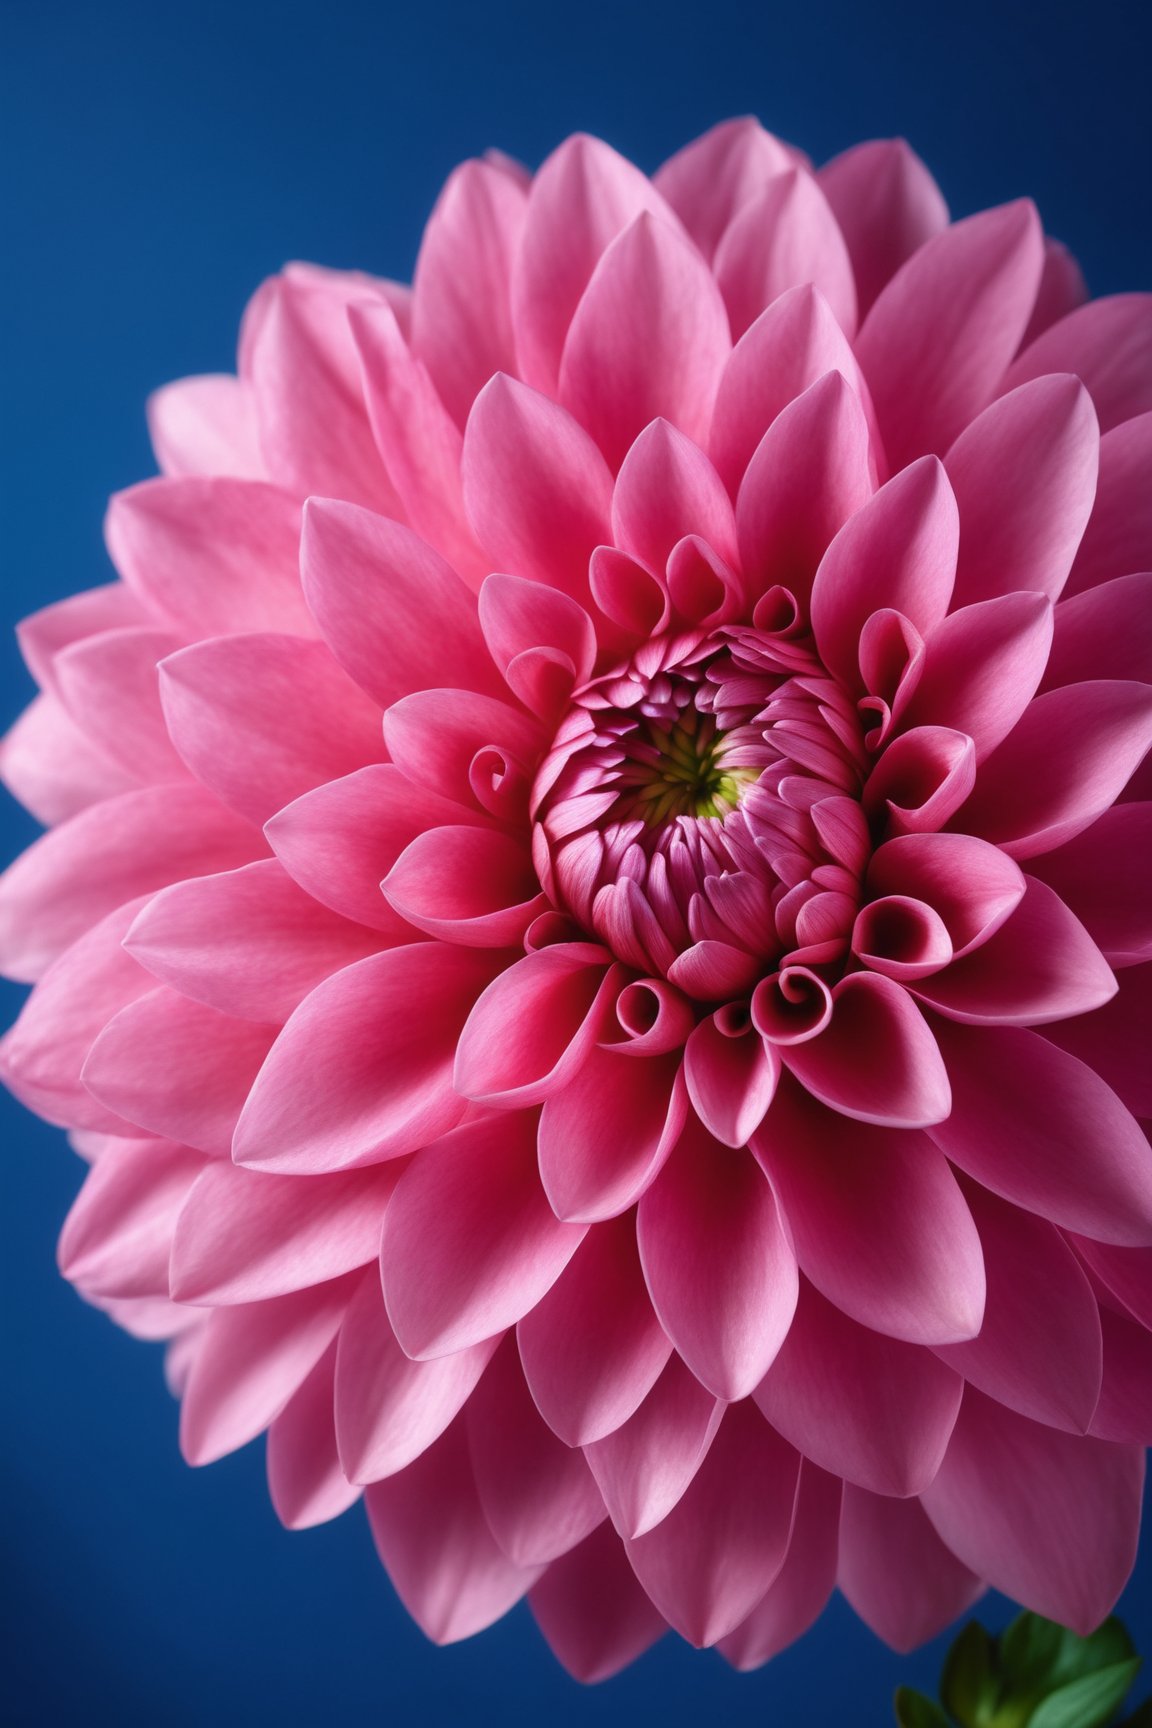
[3,118,1151,1680]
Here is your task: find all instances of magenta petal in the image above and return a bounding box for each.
[454,947,617,1108]
[558,212,731,471]
[1044,964,1152,1118]
[755,1280,961,1496]
[857,200,1044,468]
[179,1279,353,1466]
[717,1463,842,1670]
[58,1137,204,1301]
[866,833,1025,958]
[462,374,613,603]
[384,686,542,815]
[1044,575,1152,693]
[898,591,1053,763]
[160,633,385,826]
[0,783,261,982]
[638,1121,797,1401]
[334,1267,497,1484]
[584,1352,724,1540]
[929,1021,1152,1245]
[683,1013,780,1147]
[1072,1237,1152,1334]
[301,499,498,709]
[538,1048,685,1222]
[467,1336,606,1565]
[911,876,1117,1026]
[782,972,951,1128]
[838,1488,983,1653]
[266,1344,362,1531]
[234,945,499,1173]
[518,1212,672,1446]
[754,1084,986,1345]
[169,1160,399,1305]
[382,825,542,947]
[381,1113,587,1359]
[922,1388,1145,1635]
[529,1520,668,1683]
[1002,292,1152,432]
[478,572,597,696]
[944,375,1099,608]
[365,1416,542,1644]
[818,138,949,318]
[125,859,382,1022]
[409,158,525,429]
[53,626,190,784]
[621,1402,801,1648]
[1089,1307,1152,1445]
[1066,415,1152,597]
[82,987,276,1155]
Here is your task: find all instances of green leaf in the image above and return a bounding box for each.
[941,1621,998,1724]
[894,1687,952,1728]
[1027,1659,1143,1728]
[999,1614,1076,1693]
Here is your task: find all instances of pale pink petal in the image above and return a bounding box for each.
[818,138,949,318]
[266,1343,362,1530]
[611,419,738,577]
[921,1388,1145,1635]
[715,168,857,340]
[0,693,138,826]
[755,1280,961,1496]
[54,627,190,784]
[529,1520,668,1682]
[478,572,597,703]
[537,1047,685,1222]
[754,1083,986,1344]
[857,200,1044,468]
[718,1463,842,1669]
[518,1211,672,1446]
[381,1113,587,1359]
[383,684,543,814]
[18,582,147,693]
[454,946,618,1108]
[58,1137,205,1301]
[838,1487,983,1652]
[147,374,265,480]
[233,945,499,1173]
[584,1352,724,1540]
[1002,292,1152,431]
[382,825,543,947]
[653,117,794,261]
[365,1417,542,1644]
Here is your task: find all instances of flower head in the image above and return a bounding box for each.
[3,119,1151,1680]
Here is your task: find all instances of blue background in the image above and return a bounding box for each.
[2,1,1150,1721]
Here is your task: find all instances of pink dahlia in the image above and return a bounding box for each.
[3,119,1151,1682]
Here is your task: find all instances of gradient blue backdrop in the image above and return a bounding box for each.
[2,2,1150,1722]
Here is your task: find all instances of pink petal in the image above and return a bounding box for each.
[584,1352,724,1540]
[1002,292,1152,432]
[755,1280,961,1496]
[956,680,1152,858]
[83,987,276,1155]
[0,693,138,827]
[818,138,949,318]
[58,1137,205,1301]
[106,476,314,638]
[383,685,543,815]
[865,725,976,836]
[715,168,857,341]
[611,418,737,576]
[1021,237,1089,347]
[934,1182,1102,1433]
[126,859,381,1022]
[334,1267,497,1484]
[1072,1237,1152,1333]
[638,1121,798,1401]
[54,626,190,783]
[921,1387,1145,1634]
[180,1279,354,1466]
[478,572,597,699]
[537,1047,685,1222]
[301,498,497,709]
[710,285,876,495]
[467,1336,605,1565]
[266,1343,362,1530]
[18,581,146,693]
[1046,963,1152,1117]
[233,945,499,1173]
[454,947,617,1108]
[365,1416,542,1643]
[717,1463,842,1669]
[857,200,1044,468]
[1066,415,1152,596]
[782,972,952,1128]
[944,375,1099,607]
[897,591,1053,763]
[170,1159,400,1304]
[462,374,613,603]
[146,374,265,480]
[866,833,1025,958]
[266,764,481,935]
[558,212,731,471]
[621,1402,801,1648]
[409,159,526,428]
[0,784,261,983]
[930,1020,1152,1245]
[382,1112,587,1359]
[382,825,542,947]
[160,633,385,826]
[838,1487,983,1652]
[518,1211,672,1446]
[1044,575,1152,692]
[735,370,875,605]
[529,1520,668,1682]
[653,117,794,262]
[512,134,681,393]
[810,457,958,690]
[754,1083,986,1344]
[683,1013,780,1147]
[1089,1306,1152,1444]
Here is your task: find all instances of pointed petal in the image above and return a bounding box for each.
[147,374,264,480]
[654,117,794,262]
[529,1520,667,1683]
[58,1137,205,1301]
[898,591,1053,762]
[715,168,856,340]
[717,1463,842,1669]
[584,1352,724,1541]
[454,947,616,1108]
[538,1047,685,1222]
[266,1344,362,1530]
[818,138,949,318]
[1002,292,1152,432]
[782,972,952,1128]
[838,1487,983,1652]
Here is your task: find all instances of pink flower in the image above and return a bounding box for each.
[3,119,1151,1681]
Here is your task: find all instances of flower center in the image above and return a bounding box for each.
[610,702,758,827]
